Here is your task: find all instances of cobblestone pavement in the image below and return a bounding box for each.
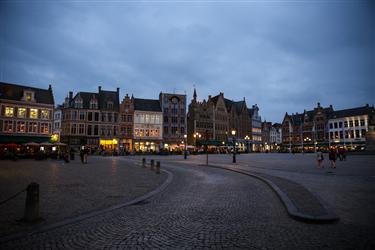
[0,156,167,237]
[159,154,375,227]
[1,157,374,249]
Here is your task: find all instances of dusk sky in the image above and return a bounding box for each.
[0,1,374,122]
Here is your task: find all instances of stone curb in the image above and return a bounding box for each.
[0,168,174,244]
[200,164,339,224]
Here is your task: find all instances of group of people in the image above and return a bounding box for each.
[316,148,346,168]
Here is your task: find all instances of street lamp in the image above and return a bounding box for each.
[244,135,250,153]
[184,134,187,159]
[232,130,236,163]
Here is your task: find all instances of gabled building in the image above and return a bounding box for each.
[159,92,186,150]
[248,104,262,152]
[119,94,134,153]
[0,82,54,144]
[282,102,334,152]
[133,98,163,152]
[225,98,251,151]
[60,86,120,151]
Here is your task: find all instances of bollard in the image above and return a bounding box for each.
[142,158,146,168]
[156,161,160,174]
[24,182,39,222]
[150,159,155,171]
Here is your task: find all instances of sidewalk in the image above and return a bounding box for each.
[0,156,167,237]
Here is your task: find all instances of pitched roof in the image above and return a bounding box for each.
[330,105,374,119]
[134,98,161,112]
[99,90,119,111]
[74,92,99,109]
[0,81,54,105]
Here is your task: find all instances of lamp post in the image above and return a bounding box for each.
[232,130,236,163]
[184,134,187,159]
[244,135,250,153]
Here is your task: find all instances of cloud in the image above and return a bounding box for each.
[0,1,373,122]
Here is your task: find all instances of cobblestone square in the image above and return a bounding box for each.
[1,153,374,249]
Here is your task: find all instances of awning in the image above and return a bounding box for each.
[0,135,51,144]
[196,139,222,146]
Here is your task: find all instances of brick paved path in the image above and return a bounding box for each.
[1,159,373,250]
[0,157,167,237]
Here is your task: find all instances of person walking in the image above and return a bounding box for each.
[316,150,324,168]
[329,148,337,168]
[80,147,84,164]
[83,147,89,164]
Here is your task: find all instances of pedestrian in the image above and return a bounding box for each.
[83,147,89,164]
[316,150,324,168]
[328,148,337,168]
[342,147,347,161]
[80,147,84,164]
[338,148,344,161]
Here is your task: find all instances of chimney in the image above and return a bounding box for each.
[330,104,333,109]
[208,95,212,99]
[69,91,73,101]
[48,84,52,90]
[98,86,102,92]
[117,87,119,93]
[366,103,369,107]
[317,102,321,108]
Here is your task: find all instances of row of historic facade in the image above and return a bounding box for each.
[1,81,374,153]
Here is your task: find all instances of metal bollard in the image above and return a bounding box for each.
[142,158,146,168]
[150,159,155,171]
[156,161,160,174]
[24,182,39,222]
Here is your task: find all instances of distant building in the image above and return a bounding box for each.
[60,86,120,151]
[248,104,262,152]
[261,121,272,151]
[159,92,186,150]
[225,98,251,152]
[271,123,282,148]
[0,82,54,144]
[133,98,163,152]
[119,94,134,153]
[328,105,374,149]
[53,105,62,142]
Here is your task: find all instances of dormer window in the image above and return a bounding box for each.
[90,98,98,109]
[74,97,83,108]
[23,91,35,102]
[107,101,113,110]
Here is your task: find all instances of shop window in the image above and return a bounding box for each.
[5,107,14,117]
[18,107,26,118]
[30,109,38,119]
[41,123,49,134]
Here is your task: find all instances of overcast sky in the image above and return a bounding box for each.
[0,1,374,122]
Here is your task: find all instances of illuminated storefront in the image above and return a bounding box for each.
[100,138,118,151]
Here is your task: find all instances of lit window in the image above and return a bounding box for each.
[41,110,49,119]
[4,120,13,132]
[25,92,33,101]
[5,107,14,117]
[17,121,26,133]
[30,109,38,119]
[41,123,49,134]
[18,108,26,118]
[28,122,38,133]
